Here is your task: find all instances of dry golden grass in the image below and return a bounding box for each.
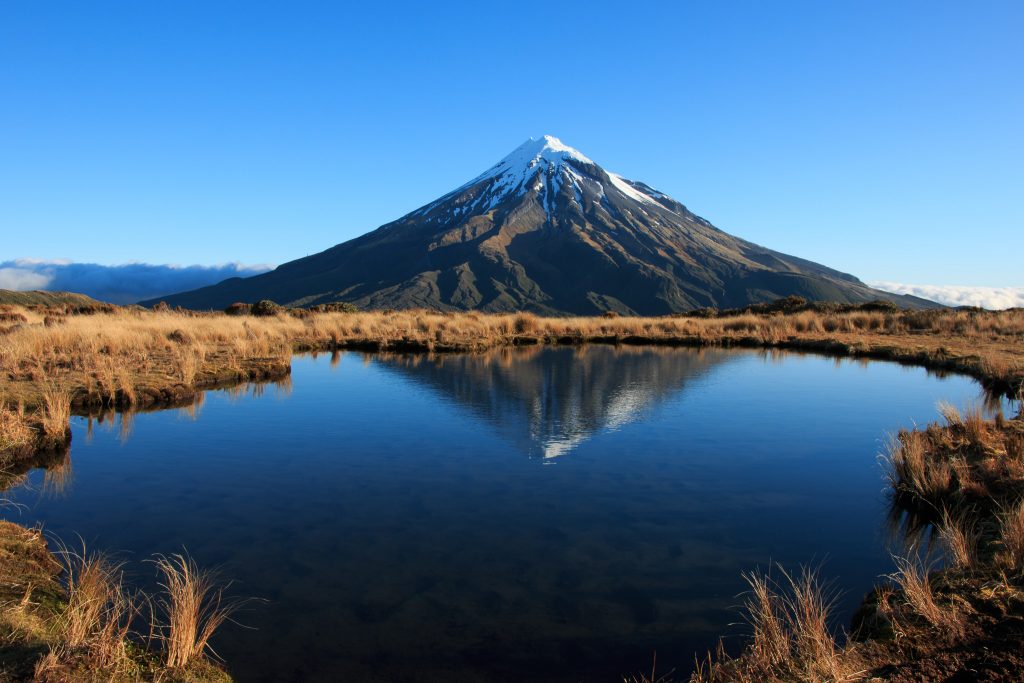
[0,309,1019,387]
[152,553,243,669]
[997,499,1024,573]
[743,570,790,670]
[886,401,1024,508]
[52,540,135,670]
[40,384,72,442]
[888,555,963,637]
[937,508,981,570]
[937,402,988,450]
[1,389,70,468]
[688,565,853,683]
[0,400,33,456]
[885,430,956,501]
[1,306,1022,399]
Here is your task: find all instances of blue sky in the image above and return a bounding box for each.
[1,1,1021,287]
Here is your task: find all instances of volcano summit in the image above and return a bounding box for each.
[153,136,924,313]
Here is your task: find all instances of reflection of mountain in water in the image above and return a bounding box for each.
[371,346,732,458]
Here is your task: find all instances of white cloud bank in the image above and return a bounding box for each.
[0,267,52,291]
[871,281,1024,310]
[0,259,274,304]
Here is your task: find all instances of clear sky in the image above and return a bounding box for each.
[1,1,1021,286]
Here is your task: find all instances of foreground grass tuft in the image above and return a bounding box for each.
[887,555,963,637]
[0,530,238,682]
[54,540,135,669]
[152,553,244,669]
[688,565,852,682]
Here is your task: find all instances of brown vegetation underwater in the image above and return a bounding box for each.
[1,300,1023,681]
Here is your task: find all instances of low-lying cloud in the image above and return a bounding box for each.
[871,281,1024,310]
[0,259,274,304]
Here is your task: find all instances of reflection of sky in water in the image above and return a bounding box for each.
[4,348,1012,683]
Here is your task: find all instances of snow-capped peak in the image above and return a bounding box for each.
[500,135,594,167]
[417,134,668,220]
[475,135,594,188]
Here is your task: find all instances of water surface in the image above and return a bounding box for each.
[7,347,1008,682]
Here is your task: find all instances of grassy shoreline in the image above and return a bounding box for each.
[2,303,1023,680]
[1,304,1021,459]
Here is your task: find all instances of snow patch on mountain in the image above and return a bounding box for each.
[607,172,657,206]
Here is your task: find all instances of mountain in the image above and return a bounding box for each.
[150,136,933,314]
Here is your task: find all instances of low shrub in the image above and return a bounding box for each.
[250,300,282,317]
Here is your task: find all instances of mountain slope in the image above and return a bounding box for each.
[151,136,933,313]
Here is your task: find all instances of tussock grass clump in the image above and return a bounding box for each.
[0,400,33,456]
[688,565,851,683]
[885,429,957,501]
[936,508,981,570]
[887,555,963,637]
[885,401,1024,509]
[152,553,244,668]
[40,385,72,442]
[996,499,1024,573]
[53,540,135,670]
[938,401,987,449]
[512,312,540,335]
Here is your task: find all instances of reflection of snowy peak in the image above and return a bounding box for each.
[372,346,732,459]
[153,135,929,314]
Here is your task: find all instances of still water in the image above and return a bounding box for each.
[6,347,1010,682]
